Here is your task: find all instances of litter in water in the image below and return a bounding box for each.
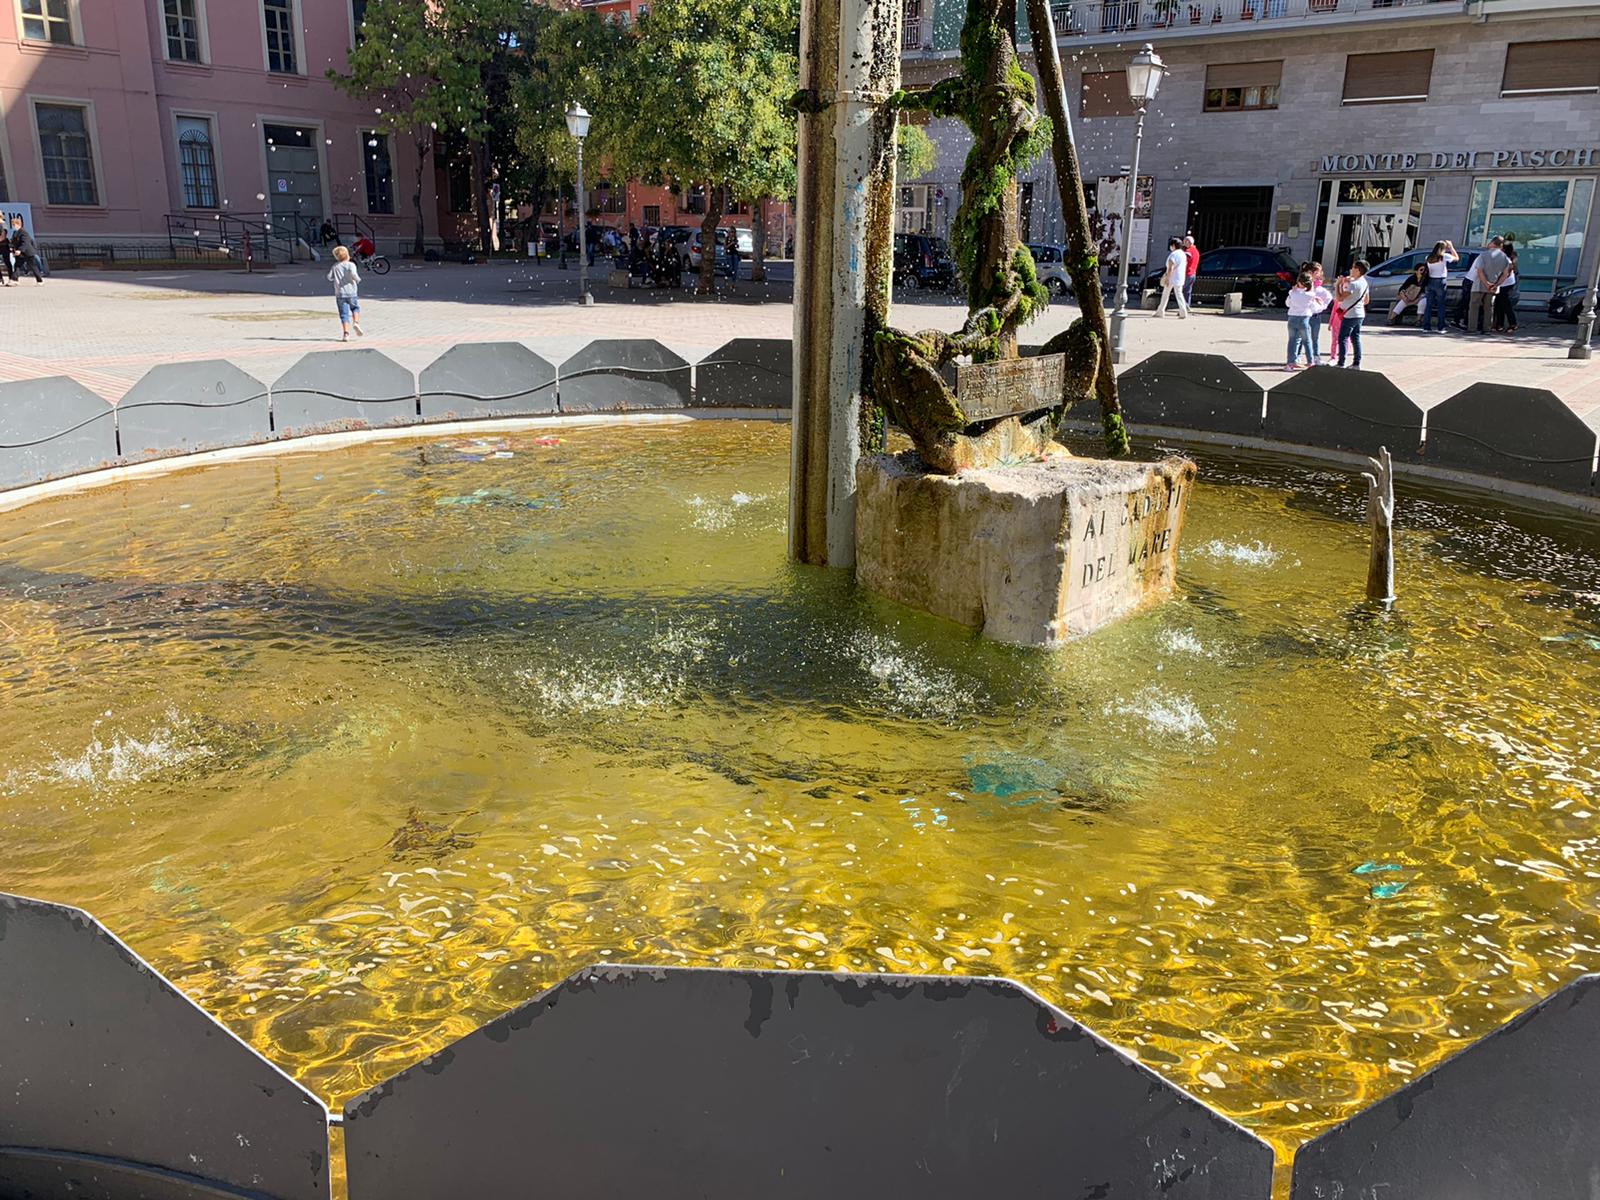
[435,488,559,511]
[966,752,1062,800]
[1369,881,1409,899]
[1540,633,1600,651]
[1352,861,1404,875]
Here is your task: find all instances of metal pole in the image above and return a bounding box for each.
[1570,248,1600,361]
[576,137,593,306]
[1109,104,1147,365]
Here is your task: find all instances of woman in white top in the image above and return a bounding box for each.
[1421,239,1456,333]
[1156,237,1189,319]
[1492,241,1519,334]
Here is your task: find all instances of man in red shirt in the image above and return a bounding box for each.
[1182,234,1200,308]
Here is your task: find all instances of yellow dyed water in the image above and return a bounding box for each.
[2,420,1598,1168]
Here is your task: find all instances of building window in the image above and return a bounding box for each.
[1341,49,1432,105]
[1501,39,1600,97]
[902,0,922,49]
[164,0,202,61]
[1204,61,1281,111]
[177,116,218,208]
[1080,71,1139,118]
[350,0,366,42]
[1466,175,1594,295]
[19,0,74,44]
[642,204,660,226]
[263,0,298,73]
[685,183,707,215]
[444,154,472,214]
[363,130,394,214]
[35,102,98,205]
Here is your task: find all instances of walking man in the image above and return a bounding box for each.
[1465,236,1510,335]
[1156,237,1189,318]
[1182,233,1200,308]
[9,216,42,284]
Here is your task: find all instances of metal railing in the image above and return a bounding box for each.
[165,213,299,265]
[1045,0,1453,37]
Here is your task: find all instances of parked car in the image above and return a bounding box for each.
[894,232,957,291]
[1548,283,1593,323]
[1364,248,1481,306]
[1141,246,1299,306]
[650,225,696,270]
[688,226,755,269]
[1027,243,1073,296]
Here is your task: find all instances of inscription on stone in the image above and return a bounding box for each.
[1064,466,1193,636]
[955,354,1065,424]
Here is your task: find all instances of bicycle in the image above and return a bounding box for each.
[354,251,390,276]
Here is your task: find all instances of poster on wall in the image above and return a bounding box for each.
[0,202,36,234]
[1095,176,1154,267]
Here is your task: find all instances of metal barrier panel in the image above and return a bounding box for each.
[558,339,691,412]
[116,361,273,462]
[1264,364,1424,459]
[418,342,558,422]
[271,350,417,439]
[0,892,330,1200]
[345,965,1274,1199]
[694,338,792,408]
[1426,382,1597,493]
[0,377,118,491]
[1112,351,1265,436]
[1291,974,1600,1200]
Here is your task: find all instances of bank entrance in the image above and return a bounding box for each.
[1312,178,1425,273]
[1186,186,1273,251]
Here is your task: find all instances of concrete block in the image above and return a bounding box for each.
[607,269,630,287]
[1223,291,1244,314]
[1266,365,1424,458]
[1114,351,1265,435]
[418,342,557,422]
[0,377,118,491]
[855,452,1195,647]
[116,360,272,462]
[1427,382,1596,492]
[558,339,691,412]
[272,349,417,438]
[694,338,791,408]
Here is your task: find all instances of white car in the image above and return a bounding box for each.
[689,226,755,269]
[1364,248,1481,306]
[1027,243,1074,297]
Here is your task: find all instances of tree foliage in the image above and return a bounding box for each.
[896,125,939,181]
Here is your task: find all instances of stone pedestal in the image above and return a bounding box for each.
[855,452,1196,647]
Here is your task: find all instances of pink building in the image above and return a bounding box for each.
[0,0,441,254]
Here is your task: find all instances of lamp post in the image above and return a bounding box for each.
[1571,247,1600,361]
[1109,44,1165,365]
[565,102,594,307]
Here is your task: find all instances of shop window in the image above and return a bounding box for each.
[1080,71,1138,118]
[363,130,394,214]
[35,102,98,205]
[1501,39,1600,97]
[1341,49,1432,104]
[177,116,218,208]
[1203,61,1281,111]
[165,0,203,62]
[1464,176,1593,294]
[263,0,298,74]
[19,0,75,44]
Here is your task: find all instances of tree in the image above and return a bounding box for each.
[896,125,939,182]
[332,0,503,257]
[606,0,799,295]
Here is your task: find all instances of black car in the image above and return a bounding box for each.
[1141,245,1299,307]
[894,233,957,291]
[1549,284,1593,323]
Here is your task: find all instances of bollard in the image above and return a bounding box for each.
[1223,292,1244,314]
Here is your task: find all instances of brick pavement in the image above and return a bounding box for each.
[5,260,1596,424]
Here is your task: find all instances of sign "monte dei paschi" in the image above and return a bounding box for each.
[1319,147,1599,173]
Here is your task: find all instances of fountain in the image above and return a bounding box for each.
[792,0,1192,646]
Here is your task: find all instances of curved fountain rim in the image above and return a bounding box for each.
[0,408,787,517]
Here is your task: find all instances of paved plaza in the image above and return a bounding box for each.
[4,260,1596,424]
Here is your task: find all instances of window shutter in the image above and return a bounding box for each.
[1342,50,1433,104]
[1204,60,1283,89]
[1081,71,1138,118]
[1502,40,1600,95]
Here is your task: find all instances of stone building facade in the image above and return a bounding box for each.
[900,0,1600,299]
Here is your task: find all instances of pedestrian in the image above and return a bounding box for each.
[1182,233,1200,309]
[1388,264,1428,324]
[1422,239,1456,332]
[1301,261,1332,359]
[327,244,363,342]
[9,216,43,284]
[1465,236,1510,335]
[1285,270,1326,370]
[1492,241,1520,334]
[1155,237,1189,318]
[1333,259,1370,368]
[0,221,12,286]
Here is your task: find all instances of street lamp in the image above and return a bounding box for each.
[565,101,595,307]
[1109,44,1165,365]
[1570,248,1600,361]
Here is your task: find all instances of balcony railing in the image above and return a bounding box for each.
[1045,0,1454,38]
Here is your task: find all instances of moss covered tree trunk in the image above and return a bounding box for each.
[1023,0,1129,455]
[698,182,724,296]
